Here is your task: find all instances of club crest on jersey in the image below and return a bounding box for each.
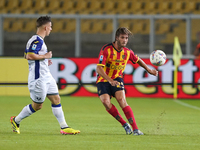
[99,55,103,61]
[122,55,125,59]
[32,44,37,50]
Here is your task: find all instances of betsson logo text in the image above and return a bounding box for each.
[49,58,200,96]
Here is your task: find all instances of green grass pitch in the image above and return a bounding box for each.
[0,96,200,150]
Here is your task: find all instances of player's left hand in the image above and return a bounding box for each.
[148,69,158,76]
[48,59,52,66]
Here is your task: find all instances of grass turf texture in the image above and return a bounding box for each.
[0,96,200,150]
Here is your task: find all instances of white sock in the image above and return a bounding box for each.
[15,104,36,124]
[52,103,68,128]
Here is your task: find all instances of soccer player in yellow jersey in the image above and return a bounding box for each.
[96,27,158,135]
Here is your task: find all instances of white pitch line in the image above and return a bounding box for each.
[174,99,200,111]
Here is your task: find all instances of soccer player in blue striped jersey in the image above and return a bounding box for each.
[10,16,80,135]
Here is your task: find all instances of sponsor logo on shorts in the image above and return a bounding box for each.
[36,97,41,100]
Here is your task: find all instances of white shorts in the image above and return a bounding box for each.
[28,77,59,103]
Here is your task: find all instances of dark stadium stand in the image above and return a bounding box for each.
[62,19,76,33]
[2,0,200,34]
[1,0,200,57]
[1,0,200,15]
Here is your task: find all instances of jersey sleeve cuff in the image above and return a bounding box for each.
[135,57,140,63]
[97,64,105,67]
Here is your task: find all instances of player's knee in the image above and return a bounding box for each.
[32,103,43,111]
[117,98,128,107]
[101,98,108,105]
[47,95,61,104]
[35,105,42,111]
[101,99,111,108]
[54,95,61,104]
[57,95,61,102]
[116,97,123,102]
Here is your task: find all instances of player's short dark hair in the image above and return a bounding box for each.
[115,27,132,39]
[36,16,51,28]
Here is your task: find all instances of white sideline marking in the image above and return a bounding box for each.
[174,99,200,111]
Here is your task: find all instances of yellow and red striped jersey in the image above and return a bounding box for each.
[96,43,139,83]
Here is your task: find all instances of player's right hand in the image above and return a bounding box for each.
[109,80,120,87]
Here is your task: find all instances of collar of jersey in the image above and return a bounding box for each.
[36,34,44,40]
[112,42,123,52]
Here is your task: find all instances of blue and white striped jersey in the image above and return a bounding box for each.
[25,35,50,82]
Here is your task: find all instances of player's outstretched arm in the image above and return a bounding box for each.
[137,58,158,76]
[26,51,52,60]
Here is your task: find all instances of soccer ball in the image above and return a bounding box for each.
[150,50,166,66]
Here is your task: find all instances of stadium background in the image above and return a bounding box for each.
[0,0,200,98]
